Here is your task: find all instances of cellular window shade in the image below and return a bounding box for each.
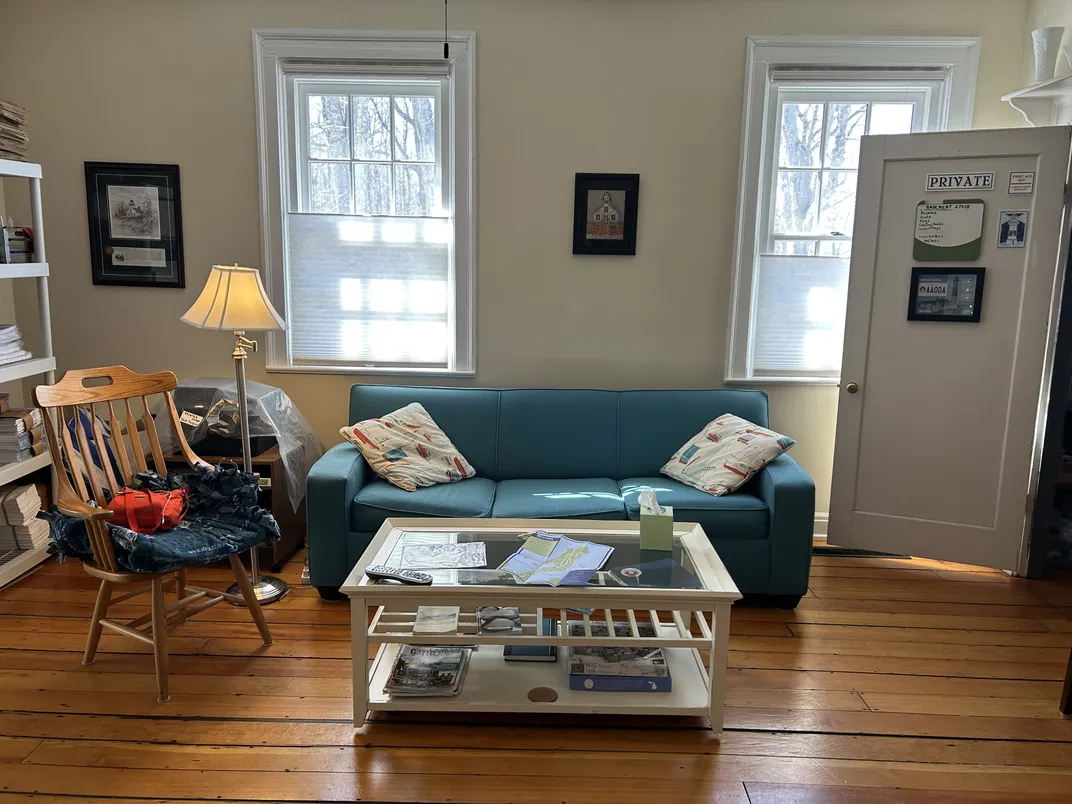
[751,254,850,377]
[286,213,451,367]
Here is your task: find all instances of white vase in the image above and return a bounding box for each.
[1033,26,1065,82]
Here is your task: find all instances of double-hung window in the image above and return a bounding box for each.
[254,31,476,374]
[726,37,979,382]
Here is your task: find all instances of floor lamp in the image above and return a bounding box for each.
[181,264,289,604]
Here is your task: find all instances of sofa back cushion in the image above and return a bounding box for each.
[347,385,772,481]
[617,390,770,478]
[349,385,500,478]
[496,390,618,480]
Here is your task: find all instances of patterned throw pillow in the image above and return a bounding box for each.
[661,415,796,496]
[340,403,476,492]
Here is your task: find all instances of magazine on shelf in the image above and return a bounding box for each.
[384,645,472,697]
[567,621,672,692]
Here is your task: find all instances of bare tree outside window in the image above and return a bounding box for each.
[771,99,911,256]
[305,89,438,217]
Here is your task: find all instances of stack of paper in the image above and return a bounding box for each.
[0,326,31,367]
[0,406,45,463]
[0,484,49,550]
[0,100,28,162]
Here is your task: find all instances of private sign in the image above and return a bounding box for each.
[925,172,995,191]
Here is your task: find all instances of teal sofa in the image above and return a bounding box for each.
[307,385,814,605]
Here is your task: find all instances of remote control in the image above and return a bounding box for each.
[364,565,433,585]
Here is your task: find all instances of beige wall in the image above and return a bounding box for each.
[0,0,1030,512]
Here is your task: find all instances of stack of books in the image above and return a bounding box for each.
[384,645,472,697]
[0,484,49,551]
[567,621,672,692]
[0,406,45,464]
[0,326,31,367]
[0,99,28,162]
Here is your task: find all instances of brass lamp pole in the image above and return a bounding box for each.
[181,264,288,604]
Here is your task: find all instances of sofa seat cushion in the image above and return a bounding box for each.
[352,477,496,532]
[491,478,626,519]
[619,478,769,540]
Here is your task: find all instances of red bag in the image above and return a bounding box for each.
[107,488,188,534]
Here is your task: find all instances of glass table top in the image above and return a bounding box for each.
[377,528,706,590]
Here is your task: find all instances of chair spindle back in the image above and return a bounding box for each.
[33,366,209,571]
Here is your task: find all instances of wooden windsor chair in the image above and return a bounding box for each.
[33,365,272,702]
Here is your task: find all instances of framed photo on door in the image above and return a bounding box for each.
[907,268,985,323]
[84,162,185,288]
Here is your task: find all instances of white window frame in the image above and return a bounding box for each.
[253,29,477,376]
[726,36,979,384]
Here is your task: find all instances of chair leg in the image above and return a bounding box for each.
[150,578,170,703]
[175,568,188,600]
[229,553,273,646]
[82,579,112,665]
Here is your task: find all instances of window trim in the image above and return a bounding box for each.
[725,36,979,384]
[253,29,477,376]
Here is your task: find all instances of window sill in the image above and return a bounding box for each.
[724,376,841,387]
[266,363,476,378]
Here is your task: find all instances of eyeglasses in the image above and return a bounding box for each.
[476,605,521,632]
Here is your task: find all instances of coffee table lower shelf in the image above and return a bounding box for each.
[367,640,711,717]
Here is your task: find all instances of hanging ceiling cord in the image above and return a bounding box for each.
[444,0,449,59]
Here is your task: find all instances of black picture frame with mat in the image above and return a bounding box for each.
[84,161,185,288]
[907,267,985,323]
[572,172,640,256]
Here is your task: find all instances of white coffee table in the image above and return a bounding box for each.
[341,518,741,733]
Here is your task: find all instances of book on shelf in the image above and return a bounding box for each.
[384,645,472,697]
[504,617,559,662]
[412,605,460,635]
[567,621,672,692]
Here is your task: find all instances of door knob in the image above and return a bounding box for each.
[845,382,859,394]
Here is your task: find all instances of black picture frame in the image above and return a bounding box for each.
[84,161,185,288]
[572,172,640,255]
[907,267,985,322]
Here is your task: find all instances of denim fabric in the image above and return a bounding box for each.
[44,463,278,574]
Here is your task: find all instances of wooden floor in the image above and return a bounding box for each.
[0,551,1070,803]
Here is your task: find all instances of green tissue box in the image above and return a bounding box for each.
[640,506,674,551]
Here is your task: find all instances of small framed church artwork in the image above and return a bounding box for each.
[573,173,640,255]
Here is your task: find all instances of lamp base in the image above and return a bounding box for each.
[228,574,288,605]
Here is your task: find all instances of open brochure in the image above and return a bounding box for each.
[498,531,614,586]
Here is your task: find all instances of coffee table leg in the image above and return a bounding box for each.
[351,596,369,728]
[708,603,731,734]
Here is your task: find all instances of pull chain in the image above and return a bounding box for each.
[444,0,449,59]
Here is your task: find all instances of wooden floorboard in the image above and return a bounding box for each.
[0,549,1069,803]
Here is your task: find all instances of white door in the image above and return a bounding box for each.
[829,126,1072,571]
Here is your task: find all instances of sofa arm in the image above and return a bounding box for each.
[754,453,815,597]
[307,442,369,587]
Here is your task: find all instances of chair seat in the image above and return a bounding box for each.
[352,477,496,532]
[46,511,273,574]
[619,478,769,540]
[491,478,626,519]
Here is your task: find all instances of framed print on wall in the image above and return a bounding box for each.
[573,172,640,255]
[84,162,185,287]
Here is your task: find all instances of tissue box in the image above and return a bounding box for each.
[640,505,674,551]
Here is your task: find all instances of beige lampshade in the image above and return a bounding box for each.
[181,264,286,331]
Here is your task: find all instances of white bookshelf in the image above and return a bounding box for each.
[0,159,56,589]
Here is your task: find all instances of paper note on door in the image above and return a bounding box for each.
[913,200,984,262]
